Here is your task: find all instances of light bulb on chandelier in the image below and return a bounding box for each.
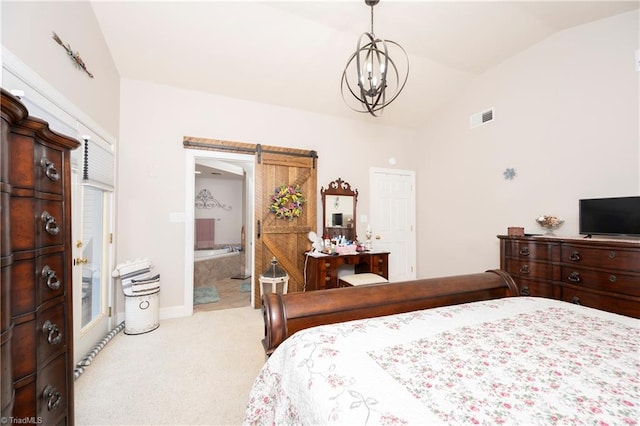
[341,0,409,117]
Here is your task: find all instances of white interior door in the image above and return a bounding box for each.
[369,168,416,282]
[72,169,115,365]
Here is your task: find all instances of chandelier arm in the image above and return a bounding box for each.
[378,40,410,103]
[342,56,369,104]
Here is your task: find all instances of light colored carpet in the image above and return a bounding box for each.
[74,306,265,425]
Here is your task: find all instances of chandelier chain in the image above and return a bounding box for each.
[370,4,374,35]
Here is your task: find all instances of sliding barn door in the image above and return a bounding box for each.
[254,151,317,308]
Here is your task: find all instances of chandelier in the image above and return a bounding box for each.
[341,0,409,117]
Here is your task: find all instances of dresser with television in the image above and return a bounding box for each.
[498,235,640,318]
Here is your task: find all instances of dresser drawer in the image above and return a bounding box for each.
[8,132,35,189]
[10,197,37,251]
[37,303,66,366]
[11,199,66,251]
[36,354,68,425]
[505,258,555,280]
[562,286,640,318]
[34,143,65,195]
[513,277,559,298]
[11,258,37,317]
[12,319,36,380]
[562,245,640,272]
[503,240,556,260]
[561,266,640,297]
[36,200,66,248]
[36,253,66,306]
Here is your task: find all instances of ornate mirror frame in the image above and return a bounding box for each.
[321,178,358,242]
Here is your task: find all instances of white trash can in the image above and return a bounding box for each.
[113,259,160,335]
[123,274,160,335]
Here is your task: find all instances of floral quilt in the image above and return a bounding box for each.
[244,297,639,425]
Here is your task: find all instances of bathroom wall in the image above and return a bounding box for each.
[194,175,243,246]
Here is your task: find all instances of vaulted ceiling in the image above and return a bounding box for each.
[91,1,639,129]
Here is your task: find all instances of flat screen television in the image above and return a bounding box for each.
[332,213,343,226]
[579,196,640,237]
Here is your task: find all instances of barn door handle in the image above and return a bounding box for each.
[257,220,261,239]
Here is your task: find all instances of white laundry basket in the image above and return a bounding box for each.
[113,259,160,335]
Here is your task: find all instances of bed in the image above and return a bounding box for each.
[244,270,639,425]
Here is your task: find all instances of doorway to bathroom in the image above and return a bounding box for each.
[184,137,317,312]
[187,149,255,312]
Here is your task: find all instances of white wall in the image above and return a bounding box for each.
[117,80,420,316]
[416,11,640,278]
[1,1,120,135]
[194,177,243,245]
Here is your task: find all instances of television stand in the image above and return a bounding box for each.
[498,235,640,318]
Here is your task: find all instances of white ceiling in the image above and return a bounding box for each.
[91,1,639,129]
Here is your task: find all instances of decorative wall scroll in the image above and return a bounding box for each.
[195,189,232,210]
[52,32,94,78]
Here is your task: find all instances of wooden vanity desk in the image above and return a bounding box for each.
[304,251,389,291]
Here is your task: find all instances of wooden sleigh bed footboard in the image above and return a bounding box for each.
[261,269,519,355]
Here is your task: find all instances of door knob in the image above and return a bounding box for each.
[74,257,89,265]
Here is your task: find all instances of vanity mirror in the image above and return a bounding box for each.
[321,178,358,242]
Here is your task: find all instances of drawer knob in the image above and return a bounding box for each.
[569,251,581,261]
[571,296,581,305]
[519,265,530,274]
[324,262,331,268]
[41,211,60,235]
[42,385,62,411]
[42,265,61,290]
[609,275,617,283]
[324,276,330,282]
[608,251,617,259]
[568,271,581,283]
[519,247,530,256]
[42,320,62,345]
[40,157,60,182]
[520,286,530,296]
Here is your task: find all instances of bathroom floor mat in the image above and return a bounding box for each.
[194,286,220,304]
[239,281,251,293]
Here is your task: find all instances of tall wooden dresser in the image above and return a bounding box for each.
[1,89,79,424]
[498,235,640,318]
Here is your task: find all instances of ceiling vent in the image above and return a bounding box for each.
[470,107,494,129]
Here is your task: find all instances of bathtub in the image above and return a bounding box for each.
[194,248,238,262]
[194,248,245,287]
